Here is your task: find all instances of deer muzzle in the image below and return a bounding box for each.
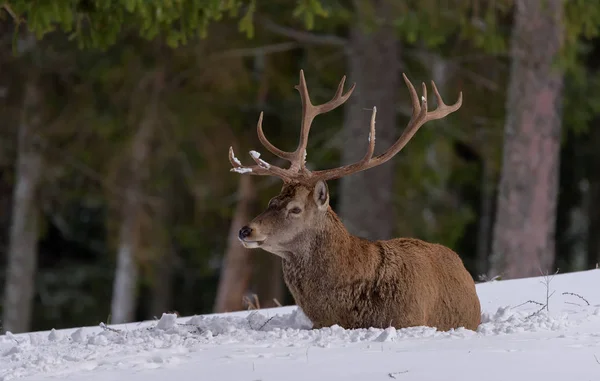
[238,225,266,248]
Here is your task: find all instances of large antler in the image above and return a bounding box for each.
[229,70,355,182]
[229,71,462,184]
[309,73,462,182]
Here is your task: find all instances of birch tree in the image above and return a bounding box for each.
[3,77,45,333]
[110,68,164,324]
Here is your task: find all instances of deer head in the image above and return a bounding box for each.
[229,70,462,255]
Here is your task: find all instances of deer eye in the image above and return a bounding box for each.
[289,207,302,214]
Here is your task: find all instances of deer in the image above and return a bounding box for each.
[228,70,481,332]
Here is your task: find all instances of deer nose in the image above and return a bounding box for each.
[239,225,252,240]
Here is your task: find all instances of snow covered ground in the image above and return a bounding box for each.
[1,269,599,381]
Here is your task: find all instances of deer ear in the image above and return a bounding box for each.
[313,180,329,209]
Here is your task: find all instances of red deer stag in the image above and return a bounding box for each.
[228,70,481,331]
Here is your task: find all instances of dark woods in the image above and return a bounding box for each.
[0,0,599,333]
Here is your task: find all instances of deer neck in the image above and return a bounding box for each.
[281,207,379,308]
[286,208,359,269]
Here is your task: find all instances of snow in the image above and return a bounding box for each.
[369,106,376,143]
[2,269,600,381]
[229,147,242,166]
[230,167,252,174]
[249,150,270,169]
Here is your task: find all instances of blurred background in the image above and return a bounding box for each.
[0,0,599,334]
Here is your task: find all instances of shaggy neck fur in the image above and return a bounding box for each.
[282,207,380,285]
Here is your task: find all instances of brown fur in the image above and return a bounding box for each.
[240,181,482,331]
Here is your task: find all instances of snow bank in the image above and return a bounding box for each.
[1,269,599,381]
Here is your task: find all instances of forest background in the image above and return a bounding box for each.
[1,0,600,334]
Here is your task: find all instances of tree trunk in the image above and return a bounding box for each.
[213,175,256,312]
[476,159,495,277]
[252,253,285,309]
[489,0,564,279]
[587,123,600,270]
[2,79,44,333]
[214,55,284,313]
[338,0,400,241]
[149,244,175,316]
[110,70,163,324]
[149,198,175,318]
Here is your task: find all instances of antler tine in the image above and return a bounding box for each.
[359,106,377,165]
[228,146,293,181]
[308,106,377,181]
[310,73,462,182]
[256,112,294,160]
[403,73,422,118]
[314,73,356,114]
[292,69,313,171]
[429,80,463,119]
[251,71,356,172]
[291,70,356,171]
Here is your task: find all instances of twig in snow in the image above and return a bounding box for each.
[389,370,409,378]
[2,331,20,344]
[513,300,545,309]
[247,312,275,331]
[246,311,259,329]
[513,269,560,319]
[175,322,206,335]
[257,316,275,331]
[99,322,123,334]
[477,274,502,283]
[562,292,590,306]
[539,268,559,312]
[243,294,261,310]
[594,354,599,365]
[527,291,555,319]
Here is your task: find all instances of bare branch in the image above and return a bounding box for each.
[209,42,300,59]
[2,3,18,22]
[526,290,555,319]
[562,292,590,306]
[512,300,545,309]
[259,17,347,47]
